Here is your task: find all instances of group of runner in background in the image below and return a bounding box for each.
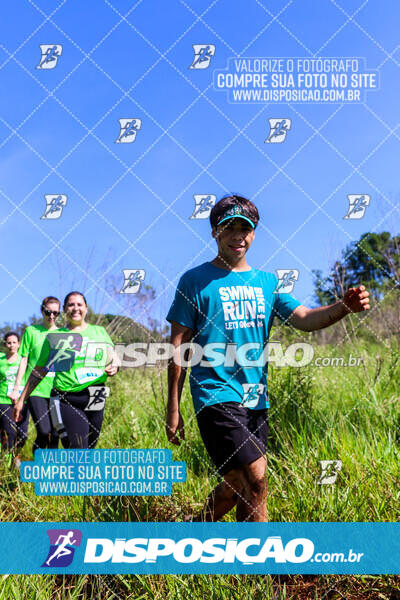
[0,292,119,464]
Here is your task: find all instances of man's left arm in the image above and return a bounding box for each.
[288,285,370,332]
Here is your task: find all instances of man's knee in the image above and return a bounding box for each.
[224,470,245,498]
[242,460,267,500]
[245,476,267,500]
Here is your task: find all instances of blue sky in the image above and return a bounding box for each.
[0,0,399,331]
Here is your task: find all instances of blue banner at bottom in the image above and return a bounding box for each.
[1,522,399,574]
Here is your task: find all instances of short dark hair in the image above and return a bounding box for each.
[63,291,88,310]
[41,296,60,311]
[4,331,20,342]
[209,194,259,229]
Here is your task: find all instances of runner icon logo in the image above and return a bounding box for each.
[45,333,82,372]
[265,119,292,143]
[344,195,370,219]
[115,119,142,143]
[41,194,67,220]
[120,269,146,294]
[274,269,299,294]
[190,195,217,219]
[242,383,265,408]
[189,45,216,69]
[317,460,342,485]
[42,529,82,567]
[36,45,63,69]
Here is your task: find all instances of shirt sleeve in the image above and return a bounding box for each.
[166,274,198,331]
[35,336,50,368]
[19,328,31,358]
[100,327,114,347]
[273,277,302,323]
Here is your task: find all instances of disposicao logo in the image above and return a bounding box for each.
[83,536,314,564]
[42,529,82,567]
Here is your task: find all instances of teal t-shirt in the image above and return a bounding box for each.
[0,355,23,405]
[20,324,56,399]
[166,262,301,411]
[36,324,114,393]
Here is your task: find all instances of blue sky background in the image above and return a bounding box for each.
[0,0,399,331]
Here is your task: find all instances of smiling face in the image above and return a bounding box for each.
[5,334,19,355]
[212,218,255,266]
[63,293,88,326]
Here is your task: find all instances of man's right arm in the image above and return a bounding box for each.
[166,321,194,446]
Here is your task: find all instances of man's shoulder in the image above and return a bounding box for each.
[251,268,275,278]
[178,265,278,285]
[249,269,277,285]
[178,262,212,284]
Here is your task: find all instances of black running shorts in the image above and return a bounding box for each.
[195,401,269,476]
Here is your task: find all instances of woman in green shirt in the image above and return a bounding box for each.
[14,292,119,449]
[0,332,29,454]
[10,296,60,452]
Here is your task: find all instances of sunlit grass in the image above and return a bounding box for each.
[1,341,399,597]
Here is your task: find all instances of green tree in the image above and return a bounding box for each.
[313,232,400,305]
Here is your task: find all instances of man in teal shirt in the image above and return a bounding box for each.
[166,194,370,522]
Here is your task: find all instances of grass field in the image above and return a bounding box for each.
[0,336,399,598]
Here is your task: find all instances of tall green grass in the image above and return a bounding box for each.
[0,342,399,597]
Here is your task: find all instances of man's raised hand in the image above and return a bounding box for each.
[343,285,370,313]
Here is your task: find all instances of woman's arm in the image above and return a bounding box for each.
[12,366,49,421]
[104,345,120,376]
[8,356,28,403]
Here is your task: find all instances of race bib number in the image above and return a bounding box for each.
[75,367,104,385]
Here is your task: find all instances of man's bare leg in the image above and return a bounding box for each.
[192,457,267,522]
[192,479,237,521]
[235,456,267,522]
[192,467,250,522]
